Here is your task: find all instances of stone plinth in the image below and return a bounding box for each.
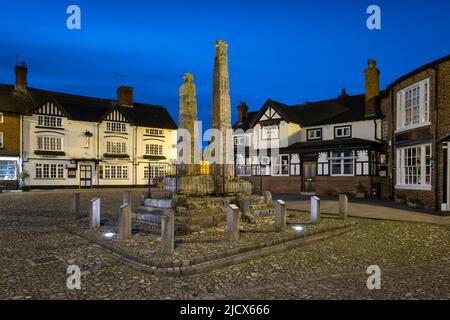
[311,196,321,224]
[161,213,175,255]
[70,193,80,220]
[275,199,286,232]
[119,203,132,240]
[339,194,349,219]
[89,197,101,230]
[227,204,240,242]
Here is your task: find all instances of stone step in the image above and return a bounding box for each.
[144,198,173,208]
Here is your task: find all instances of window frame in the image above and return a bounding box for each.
[329,150,355,176]
[0,113,3,123]
[145,143,163,156]
[0,132,3,148]
[307,128,322,141]
[271,154,290,176]
[37,136,63,151]
[334,125,352,139]
[396,79,431,133]
[396,144,432,190]
[106,141,127,154]
[37,115,63,128]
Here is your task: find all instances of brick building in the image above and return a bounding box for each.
[381,55,450,211]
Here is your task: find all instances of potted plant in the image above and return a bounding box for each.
[355,182,367,198]
[20,170,30,191]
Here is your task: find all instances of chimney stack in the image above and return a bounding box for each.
[237,102,248,123]
[364,59,380,116]
[117,86,133,107]
[338,88,348,98]
[14,63,28,93]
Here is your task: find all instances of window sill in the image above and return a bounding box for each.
[395,184,432,191]
[35,126,65,130]
[103,153,130,159]
[143,155,166,160]
[395,123,431,134]
[34,150,66,156]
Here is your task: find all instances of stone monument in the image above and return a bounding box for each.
[178,73,200,175]
[210,40,234,178]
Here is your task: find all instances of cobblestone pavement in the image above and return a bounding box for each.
[1,190,449,299]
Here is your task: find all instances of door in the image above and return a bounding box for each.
[303,161,317,193]
[80,165,92,188]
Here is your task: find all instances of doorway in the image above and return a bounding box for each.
[80,164,93,188]
[303,161,317,193]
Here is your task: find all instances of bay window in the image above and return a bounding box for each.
[106,141,126,154]
[396,144,431,189]
[37,136,63,151]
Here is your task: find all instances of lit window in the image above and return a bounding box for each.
[0,160,17,180]
[35,163,64,179]
[290,154,301,175]
[272,155,289,176]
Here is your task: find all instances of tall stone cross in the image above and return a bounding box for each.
[211,40,234,178]
[178,73,200,175]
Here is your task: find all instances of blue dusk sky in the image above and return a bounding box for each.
[0,0,449,128]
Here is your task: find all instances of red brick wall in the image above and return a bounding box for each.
[0,112,20,156]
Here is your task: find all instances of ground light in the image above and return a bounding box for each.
[292,225,304,232]
[103,232,116,239]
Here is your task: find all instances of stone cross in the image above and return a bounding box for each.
[89,197,101,230]
[178,73,200,175]
[119,203,132,240]
[211,40,234,178]
[70,193,80,220]
[227,204,240,241]
[310,196,321,224]
[339,194,349,219]
[274,199,286,232]
[161,212,174,255]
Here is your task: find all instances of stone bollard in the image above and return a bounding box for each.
[161,212,175,255]
[89,197,101,230]
[274,199,286,232]
[310,196,321,224]
[122,191,132,210]
[70,193,80,220]
[339,194,348,219]
[227,204,240,242]
[119,203,132,240]
[140,192,147,205]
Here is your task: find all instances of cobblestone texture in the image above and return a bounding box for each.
[0,190,449,299]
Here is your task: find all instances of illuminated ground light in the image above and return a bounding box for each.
[103,232,116,239]
[292,225,304,232]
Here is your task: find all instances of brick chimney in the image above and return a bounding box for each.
[14,63,28,93]
[237,102,248,123]
[364,59,380,116]
[338,88,348,98]
[117,86,133,107]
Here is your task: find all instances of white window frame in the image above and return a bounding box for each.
[261,125,278,140]
[396,79,431,133]
[334,126,351,139]
[0,132,3,148]
[307,128,322,141]
[37,115,63,128]
[145,128,164,136]
[100,165,129,180]
[35,163,64,179]
[271,154,289,176]
[290,154,301,176]
[396,144,432,190]
[106,122,127,133]
[145,144,163,156]
[37,136,63,151]
[330,151,355,176]
[234,136,245,146]
[106,141,127,154]
[0,113,3,123]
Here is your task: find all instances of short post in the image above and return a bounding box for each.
[70,193,80,220]
[89,197,101,230]
[227,204,240,242]
[339,194,348,219]
[119,203,132,240]
[274,199,286,232]
[140,192,146,205]
[122,191,132,210]
[310,196,321,224]
[161,212,174,255]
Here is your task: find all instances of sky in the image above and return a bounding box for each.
[0,0,449,128]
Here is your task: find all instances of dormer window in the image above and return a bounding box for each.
[307,128,322,141]
[38,115,62,128]
[106,122,127,133]
[396,79,430,132]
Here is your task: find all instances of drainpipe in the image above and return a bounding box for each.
[97,122,100,188]
[134,126,138,187]
[390,88,395,200]
[433,66,439,211]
